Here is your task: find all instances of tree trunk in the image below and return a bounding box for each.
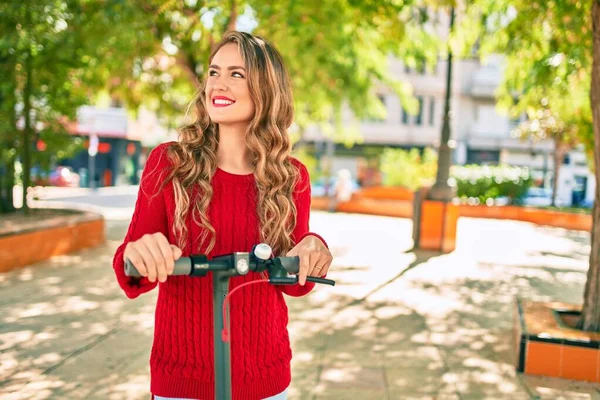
[0,158,15,214]
[22,8,33,215]
[551,139,568,207]
[225,0,237,32]
[0,33,17,214]
[176,53,201,88]
[578,0,600,332]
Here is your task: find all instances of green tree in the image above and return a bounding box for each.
[0,0,137,213]
[108,0,442,137]
[511,104,582,206]
[459,0,599,331]
[2,0,444,214]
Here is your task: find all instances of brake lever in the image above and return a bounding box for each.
[269,276,335,286]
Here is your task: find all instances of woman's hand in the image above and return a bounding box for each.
[123,232,182,283]
[286,235,333,286]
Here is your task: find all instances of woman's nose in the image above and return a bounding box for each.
[213,82,226,92]
[212,76,228,92]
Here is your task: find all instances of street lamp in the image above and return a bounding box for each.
[428,6,457,202]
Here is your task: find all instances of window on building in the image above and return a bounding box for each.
[466,149,500,164]
[401,106,409,125]
[429,97,435,126]
[415,96,424,125]
[509,112,524,129]
[376,94,386,123]
[110,98,124,108]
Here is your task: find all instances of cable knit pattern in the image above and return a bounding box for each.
[112,142,328,400]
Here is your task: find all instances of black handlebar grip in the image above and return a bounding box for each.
[307,276,336,286]
[124,257,193,277]
[124,259,141,277]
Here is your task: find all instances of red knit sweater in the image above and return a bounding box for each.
[112,142,327,400]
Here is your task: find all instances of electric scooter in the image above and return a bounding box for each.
[125,243,335,400]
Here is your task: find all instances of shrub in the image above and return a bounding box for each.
[379,146,532,203]
[380,147,437,190]
[451,164,532,203]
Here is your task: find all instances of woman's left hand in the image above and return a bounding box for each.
[286,235,333,286]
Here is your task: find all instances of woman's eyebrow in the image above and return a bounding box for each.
[208,65,246,71]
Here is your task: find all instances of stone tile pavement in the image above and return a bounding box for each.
[2,208,600,399]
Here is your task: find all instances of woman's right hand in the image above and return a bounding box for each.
[123,232,182,283]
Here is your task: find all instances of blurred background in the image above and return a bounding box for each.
[0,0,595,210]
[2,1,600,399]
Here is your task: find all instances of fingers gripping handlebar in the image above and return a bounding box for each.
[124,243,335,286]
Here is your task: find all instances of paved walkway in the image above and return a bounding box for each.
[2,199,600,399]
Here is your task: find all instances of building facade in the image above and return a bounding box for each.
[303,48,594,207]
[64,106,142,187]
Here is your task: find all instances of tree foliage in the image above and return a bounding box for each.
[458,0,599,331]
[106,0,443,132]
[455,0,593,153]
[380,147,438,190]
[1,0,445,213]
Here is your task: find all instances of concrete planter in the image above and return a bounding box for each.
[312,186,591,233]
[514,298,600,383]
[0,210,105,273]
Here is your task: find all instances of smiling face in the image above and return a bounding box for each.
[205,43,255,127]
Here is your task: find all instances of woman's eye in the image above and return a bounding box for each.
[232,71,244,78]
[209,70,218,76]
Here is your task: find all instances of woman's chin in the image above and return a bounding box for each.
[208,114,230,124]
[210,117,252,127]
[212,118,239,125]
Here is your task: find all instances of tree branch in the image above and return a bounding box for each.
[225,0,237,32]
[176,52,200,88]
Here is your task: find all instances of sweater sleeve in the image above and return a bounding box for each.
[277,160,329,297]
[112,142,173,299]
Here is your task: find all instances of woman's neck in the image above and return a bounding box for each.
[217,124,254,174]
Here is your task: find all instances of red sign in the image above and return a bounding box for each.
[127,142,136,156]
[84,140,111,154]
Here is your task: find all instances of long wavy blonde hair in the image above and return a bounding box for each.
[165,31,299,256]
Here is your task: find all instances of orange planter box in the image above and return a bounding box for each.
[355,186,414,201]
[515,299,600,383]
[311,196,330,211]
[337,197,413,218]
[459,205,591,231]
[418,200,458,252]
[0,218,105,273]
[312,186,591,233]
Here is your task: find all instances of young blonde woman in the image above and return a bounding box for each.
[112,31,333,400]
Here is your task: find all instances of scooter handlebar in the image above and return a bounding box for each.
[125,257,193,277]
[124,253,335,286]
